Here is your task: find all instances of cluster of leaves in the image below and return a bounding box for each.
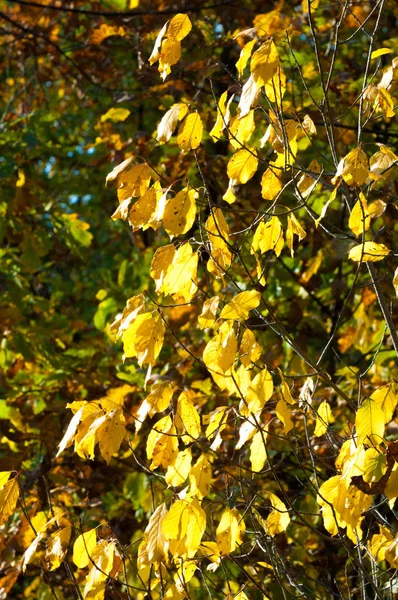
[1,0,398,599]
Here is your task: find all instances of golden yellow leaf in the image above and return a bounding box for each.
[242,368,273,415]
[145,503,169,565]
[189,454,212,499]
[229,111,255,149]
[227,148,258,185]
[175,392,201,443]
[198,296,220,329]
[150,244,176,293]
[220,290,261,320]
[236,39,256,78]
[73,529,97,569]
[371,47,393,60]
[250,428,268,472]
[157,103,188,144]
[204,406,229,450]
[348,242,390,262]
[349,192,370,237]
[177,112,203,152]
[370,381,398,423]
[128,184,158,230]
[314,400,333,437]
[0,477,19,526]
[252,216,283,256]
[46,526,72,571]
[260,165,283,200]
[96,408,126,464]
[286,213,307,257]
[122,312,165,366]
[162,242,199,302]
[297,159,321,199]
[385,463,398,502]
[162,498,206,558]
[250,39,280,87]
[239,329,261,367]
[275,398,293,433]
[0,472,11,487]
[163,186,198,237]
[216,507,245,555]
[356,397,385,446]
[167,14,192,41]
[146,415,179,470]
[263,493,290,536]
[209,91,229,141]
[165,448,192,487]
[100,107,130,123]
[159,37,181,81]
[332,147,369,187]
[362,448,387,484]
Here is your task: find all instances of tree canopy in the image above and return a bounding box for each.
[1,0,398,598]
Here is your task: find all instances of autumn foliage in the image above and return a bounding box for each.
[1,0,398,598]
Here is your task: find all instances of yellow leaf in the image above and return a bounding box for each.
[348,242,390,262]
[122,312,165,366]
[362,448,387,484]
[385,463,398,501]
[128,184,158,230]
[203,322,237,375]
[349,192,370,237]
[0,477,19,526]
[242,368,273,415]
[159,37,181,81]
[73,529,97,569]
[189,454,212,499]
[96,409,126,464]
[286,213,306,257]
[209,91,230,142]
[371,47,393,60]
[113,162,151,197]
[239,329,261,367]
[260,165,283,200]
[145,503,169,565]
[198,296,220,329]
[227,148,258,185]
[332,147,369,187]
[220,290,261,320]
[356,397,385,446]
[368,199,386,219]
[163,186,198,237]
[216,507,245,555]
[263,493,290,536]
[175,392,201,443]
[250,428,268,472]
[236,39,256,78]
[150,243,176,293]
[162,498,206,558]
[204,406,229,448]
[314,400,334,437]
[370,381,398,423]
[167,14,192,41]
[229,111,255,149]
[100,107,130,123]
[251,216,283,256]
[177,112,203,152]
[250,39,280,87]
[149,21,168,66]
[165,448,192,487]
[162,242,199,302]
[275,398,293,433]
[297,159,321,199]
[0,472,11,487]
[264,64,286,104]
[46,526,72,571]
[281,378,295,405]
[146,415,179,470]
[157,103,188,144]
